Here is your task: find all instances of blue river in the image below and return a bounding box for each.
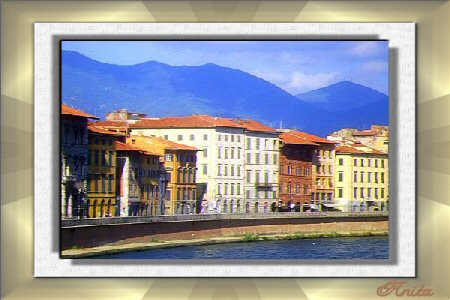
[94,236,388,259]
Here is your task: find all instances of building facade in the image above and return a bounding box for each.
[334,143,389,212]
[61,104,98,219]
[115,141,163,217]
[129,115,246,214]
[86,125,124,218]
[328,125,389,152]
[127,135,199,215]
[278,131,317,211]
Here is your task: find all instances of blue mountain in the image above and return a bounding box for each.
[62,50,388,136]
[296,81,389,128]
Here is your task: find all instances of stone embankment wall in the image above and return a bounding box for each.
[61,212,389,250]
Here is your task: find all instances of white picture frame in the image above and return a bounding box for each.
[34,22,415,277]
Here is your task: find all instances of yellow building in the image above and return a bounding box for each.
[86,125,124,218]
[127,135,200,215]
[334,143,389,212]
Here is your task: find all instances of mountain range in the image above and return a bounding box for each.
[62,50,388,136]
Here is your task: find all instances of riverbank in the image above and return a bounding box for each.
[62,230,388,258]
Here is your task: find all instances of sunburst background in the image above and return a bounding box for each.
[1,1,449,299]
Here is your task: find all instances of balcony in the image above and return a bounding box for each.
[255,182,274,190]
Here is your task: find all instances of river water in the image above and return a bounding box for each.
[94,236,388,259]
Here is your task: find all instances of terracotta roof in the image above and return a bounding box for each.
[280,132,319,146]
[336,145,388,156]
[352,130,377,136]
[94,120,129,127]
[128,135,200,152]
[88,123,126,136]
[231,119,278,133]
[285,131,336,145]
[61,104,98,119]
[115,141,160,156]
[129,115,245,129]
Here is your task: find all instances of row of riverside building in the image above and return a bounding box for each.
[61,105,389,219]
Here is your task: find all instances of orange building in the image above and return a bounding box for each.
[127,135,200,215]
[278,131,318,211]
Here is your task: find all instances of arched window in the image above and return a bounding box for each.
[92,200,97,218]
[230,199,234,213]
[254,202,259,213]
[100,200,105,217]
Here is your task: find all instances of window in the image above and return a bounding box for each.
[360,171,365,183]
[203,134,208,141]
[381,188,385,198]
[108,175,113,192]
[360,159,364,167]
[224,183,228,195]
[246,138,251,149]
[203,148,208,158]
[202,165,208,175]
[295,184,300,194]
[231,184,235,195]
[375,159,378,168]
[256,138,260,150]
[265,153,269,164]
[338,172,344,182]
[360,187,364,198]
[237,148,241,159]
[339,158,344,165]
[296,167,301,176]
[273,154,277,165]
[218,134,221,141]
[367,188,372,198]
[354,187,358,199]
[353,171,358,182]
[231,135,235,142]
[328,165,332,174]
[255,153,260,164]
[246,190,251,199]
[368,159,372,167]
[224,165,228,176]
[217,184,221,194]
[375,188,379,199]
[287,165,292,175]
[375,172,379,183]
[177,135,183,141]
[218,147,222,159]
[165,154,173,162]
[224,148,228,159]
[255,171,260,184]
[217,165,222,176]
[338,188,343,198]
[231,165,235,176]
[101,176,106,193]
[273,190,277,199]
[163,135,168,140]
[101,150,107,166]
[225,135,228,142]
[287,184,292,194]
[246,153,251,164]
[230,148,235,159]
[246,170,251,183]
[381,159,385,168]
[305,167,310,176]
[190,134,195,141]
[237,183,241,195]
[381,172,385,183]
[264,171,269,183]
[353,159,357,166]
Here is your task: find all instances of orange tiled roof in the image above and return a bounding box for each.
[129,135,200,152]
[88,123,126,136]
[115,141,160,156]
[231,119,277,133]
[336,144,388,156]
[62,104,98,119]
[129,115,245,129]
[352,130,377,136]
[280,132,319,146]
[287,131,336,145]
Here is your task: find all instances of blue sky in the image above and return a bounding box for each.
[62,40,389,95]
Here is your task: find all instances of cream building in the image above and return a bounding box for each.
[334,142,389,212]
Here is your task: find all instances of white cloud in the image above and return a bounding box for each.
[348,42,383,57]
[284,71,341,94]
[360,60,388,73]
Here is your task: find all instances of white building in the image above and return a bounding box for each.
[128,115,280,214]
